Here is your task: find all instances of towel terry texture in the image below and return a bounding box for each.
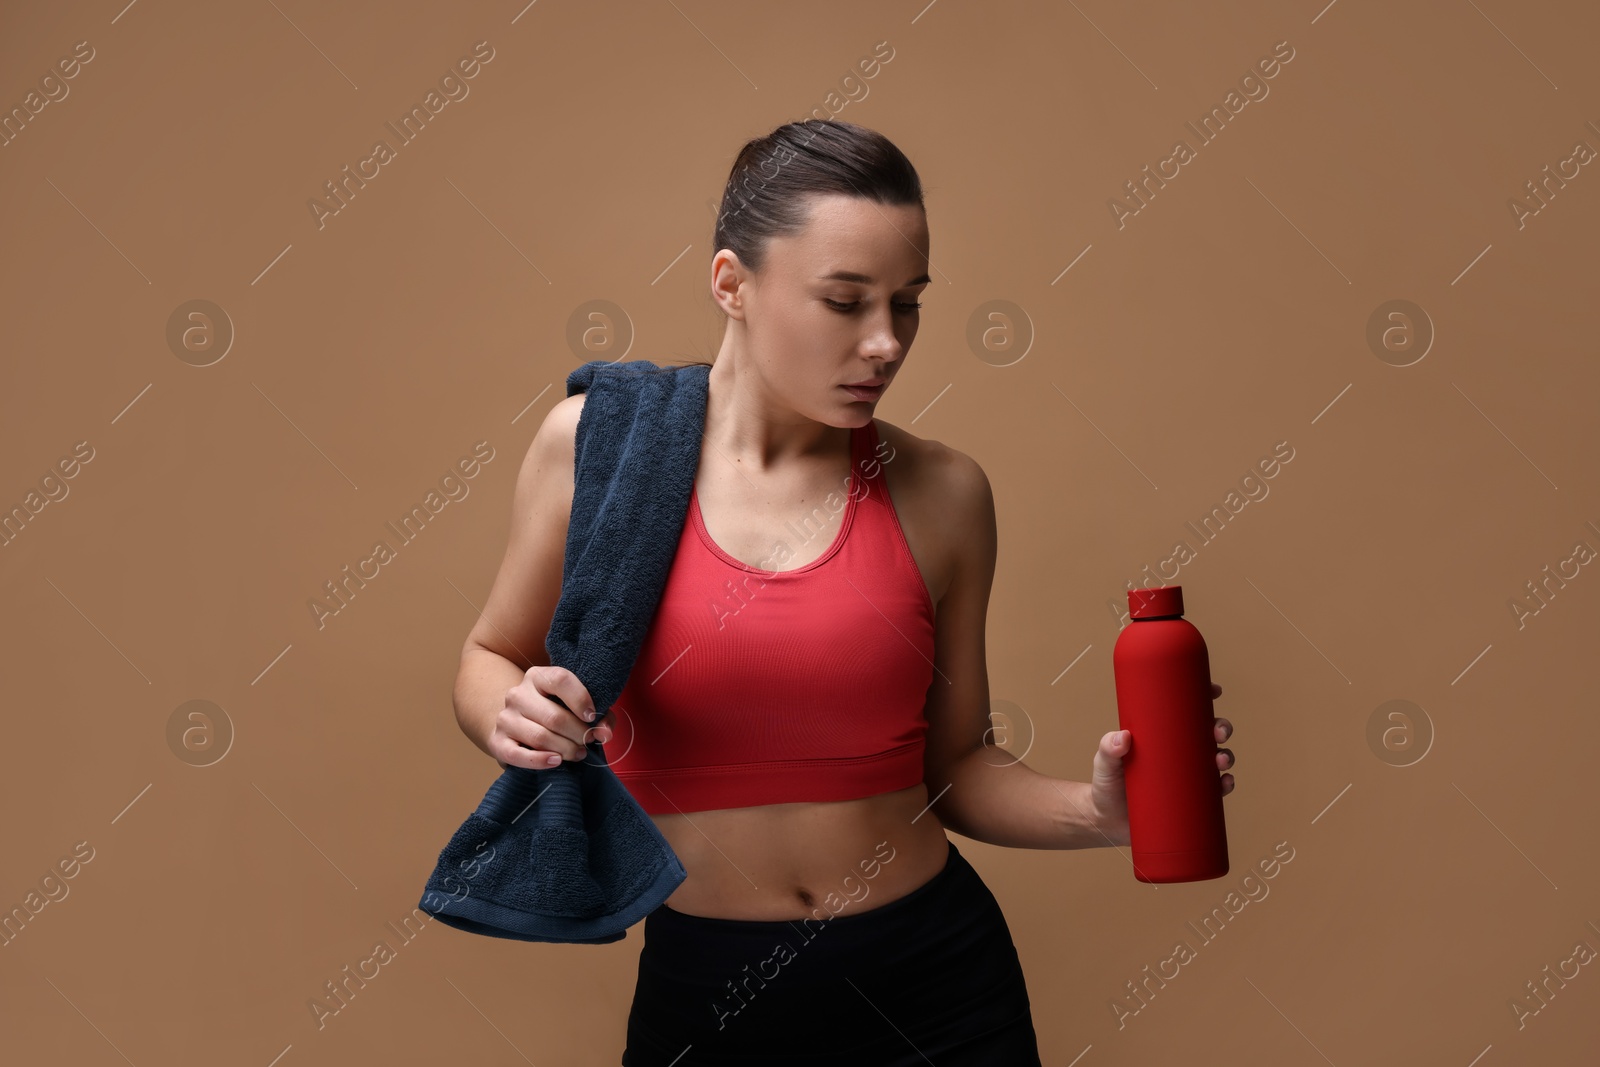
[418,358,711,944]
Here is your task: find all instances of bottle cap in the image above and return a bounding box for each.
[1128,585,1184,619]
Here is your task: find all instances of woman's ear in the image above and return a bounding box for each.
[710,250,749,320]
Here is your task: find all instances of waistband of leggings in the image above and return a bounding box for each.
[649,837,968,935]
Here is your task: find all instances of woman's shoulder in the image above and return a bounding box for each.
[871,417,992,506]
[870,418,995,605]
[524,392,587,469]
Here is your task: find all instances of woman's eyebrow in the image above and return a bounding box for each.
[818,270,932,285]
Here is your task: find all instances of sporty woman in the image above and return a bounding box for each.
[452,118,1237,1065]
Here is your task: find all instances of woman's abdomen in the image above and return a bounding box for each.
[651,783,952,920]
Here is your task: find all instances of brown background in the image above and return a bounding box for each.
[3,1,1597,1064]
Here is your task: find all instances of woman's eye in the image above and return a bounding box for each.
[824,299,923,312]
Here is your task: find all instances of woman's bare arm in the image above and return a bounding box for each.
[453,392,586,761]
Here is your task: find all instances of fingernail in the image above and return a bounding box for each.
[546,754,561,766]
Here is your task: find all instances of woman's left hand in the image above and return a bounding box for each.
[1091,683,1234,848]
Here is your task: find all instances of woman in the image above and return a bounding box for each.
[453,119,1237,1064]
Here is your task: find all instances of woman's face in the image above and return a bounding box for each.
[718,192,930,423]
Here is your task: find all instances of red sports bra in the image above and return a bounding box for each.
[604,419,936,814]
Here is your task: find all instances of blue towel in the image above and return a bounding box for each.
[417,358,710,944]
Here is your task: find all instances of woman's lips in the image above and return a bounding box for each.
[842,383,885,400]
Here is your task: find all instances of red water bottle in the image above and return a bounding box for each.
[1112,585,1229,882]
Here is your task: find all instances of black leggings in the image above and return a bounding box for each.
[622,838,1041,1065]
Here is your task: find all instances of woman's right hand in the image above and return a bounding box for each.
[491,665,613,771]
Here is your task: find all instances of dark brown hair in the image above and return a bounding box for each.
[674,119,925,368]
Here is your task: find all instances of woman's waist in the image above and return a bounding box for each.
[651,784,952,921]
